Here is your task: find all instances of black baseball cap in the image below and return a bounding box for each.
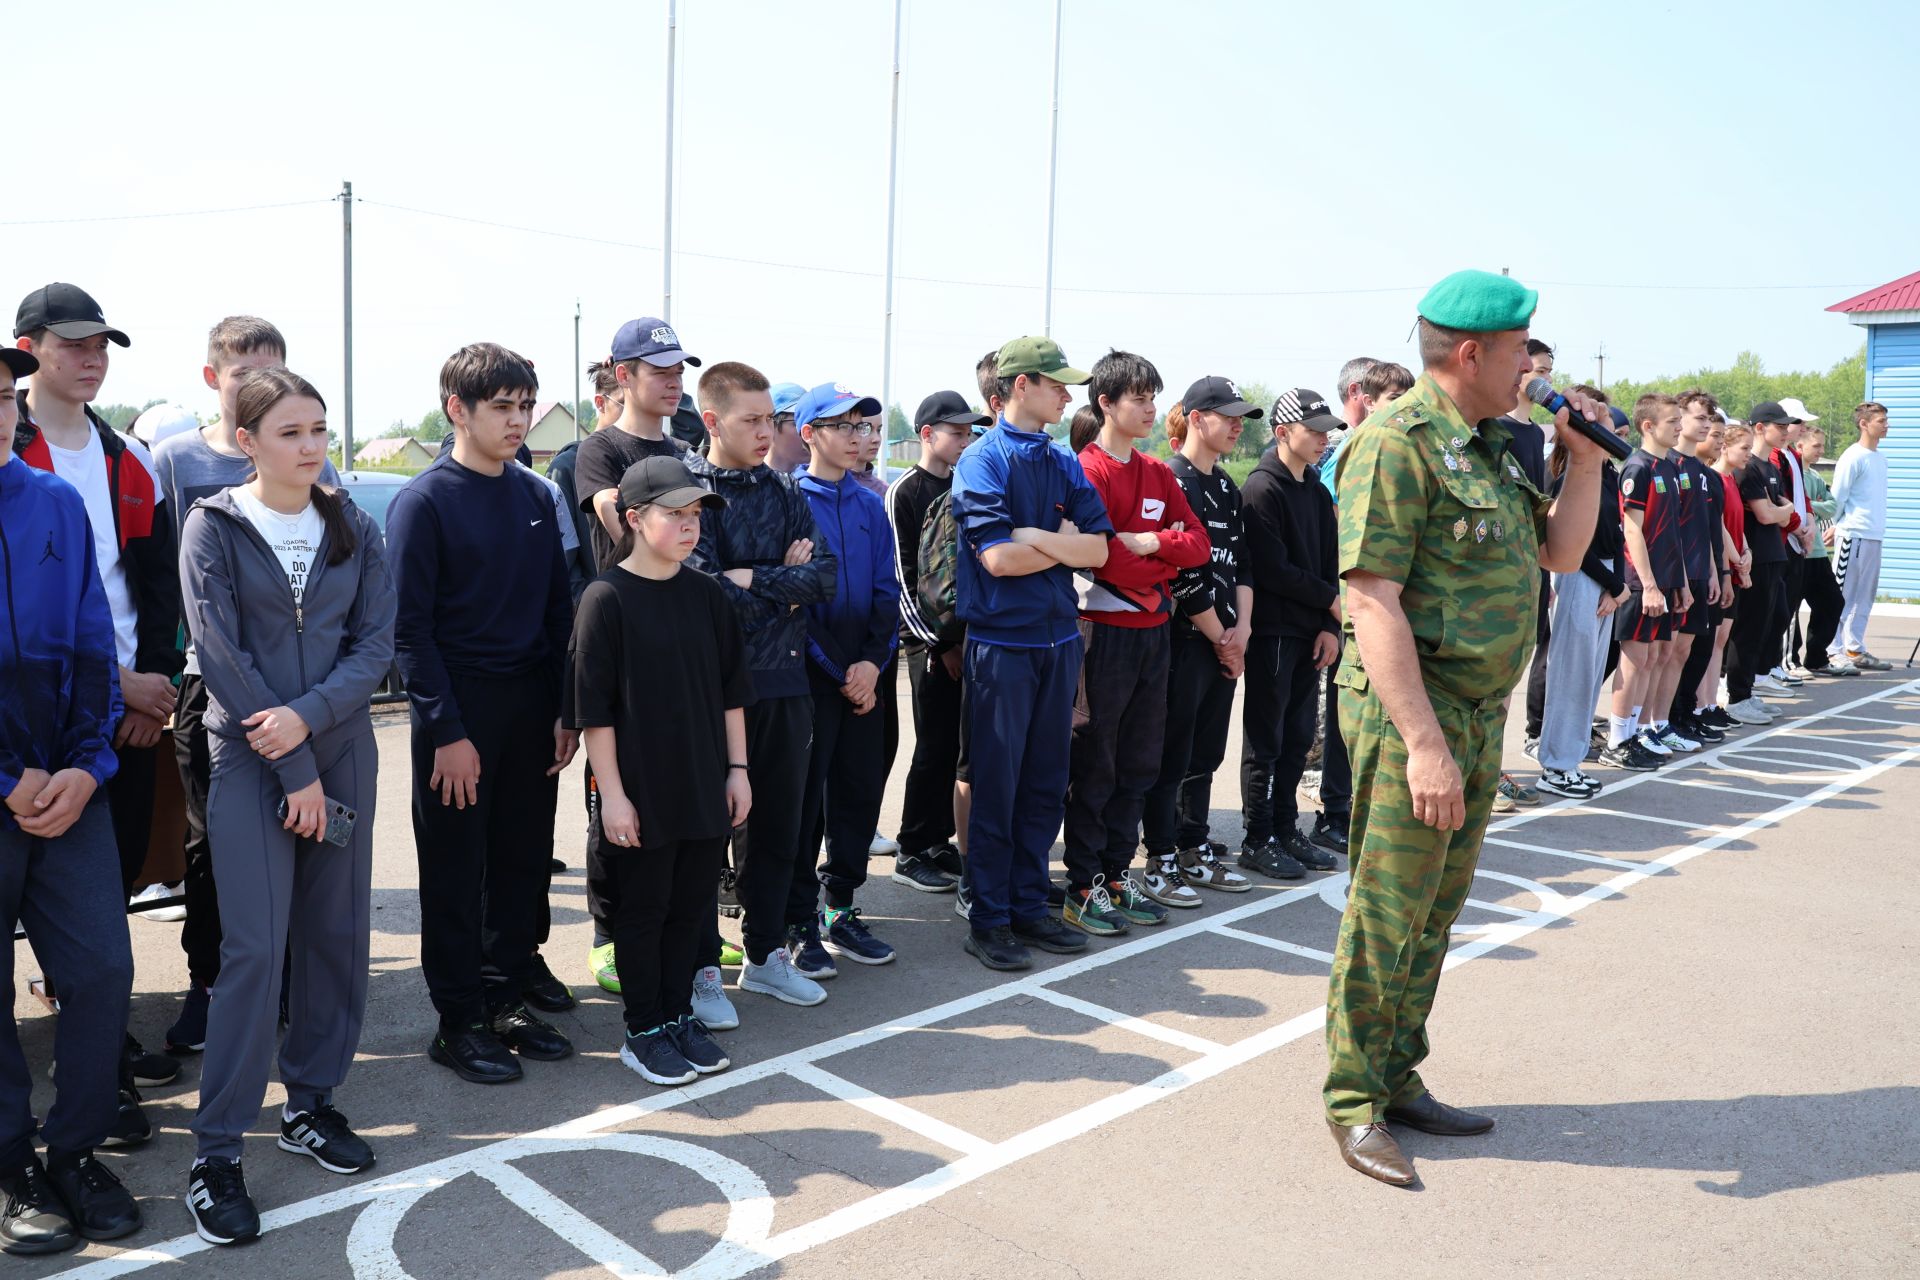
[1183,375,1263,419]
[1271,388,1341,432]
[914,390,992,432]
[617,456,725,512]
[14,283,130,346]
[1748,401,1793,426]
[0,349,39,380]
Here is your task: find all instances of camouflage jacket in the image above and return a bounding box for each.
[1332,372,1549,707]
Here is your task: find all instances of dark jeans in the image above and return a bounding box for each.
[603,837,725,1032]
[788,679,890,922]
[410,670,559,1027]
[1728,561,1784,704]
[1673,618,1715,720]
[103,738,155,898]
[1793,558,1844,669]
[897,647,963,856]
[173,676,222,989]
[1063,623,1170,891]
[1241,634,1321,848]
[1524,573,1551,739]
[0,802,132,1166]
[733,695,811,964]
[1320,664,1353,824]
[1144,636,1235,856]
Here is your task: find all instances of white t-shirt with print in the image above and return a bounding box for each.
[43,431,139,668]
[230,486,326,610]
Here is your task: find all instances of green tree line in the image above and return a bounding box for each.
[1596,345,1868,452]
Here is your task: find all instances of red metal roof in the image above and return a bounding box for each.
[1827,269,1920,314]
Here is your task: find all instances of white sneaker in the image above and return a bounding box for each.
[1753,674,1798,696]
[690,966,739,1030]
[1768,665,1804,686]
[1658,727,1701,753]
[868,831,901,856]
[1636,728,1673,757]
[738,948,827,1007]
[1727,698,1773,725]
[129,881,187,922]
[1814,656,1860,676]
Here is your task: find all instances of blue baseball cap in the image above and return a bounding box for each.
[770,382,807,416]
[795,381,882,429]
[610,316,700,368]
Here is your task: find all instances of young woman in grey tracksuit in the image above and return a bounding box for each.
[177,366,395,1246]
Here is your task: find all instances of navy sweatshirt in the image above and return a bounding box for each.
[387,454,572,746]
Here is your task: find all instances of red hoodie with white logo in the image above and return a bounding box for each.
[1074,443,1210,628]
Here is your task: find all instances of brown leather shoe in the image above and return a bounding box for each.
[1328,1120,1416,1186]
[1384,1092,1494,1136]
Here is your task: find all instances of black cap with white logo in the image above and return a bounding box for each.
[1270,388,1340,433]
[14,283,130,346]
[1182,375,1264,419]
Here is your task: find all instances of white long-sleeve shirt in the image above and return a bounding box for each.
[1831,442,1887,540]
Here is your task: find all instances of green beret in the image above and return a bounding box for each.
[1417,269,1538,332]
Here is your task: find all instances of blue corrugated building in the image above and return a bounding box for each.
[1828,271,1920,599]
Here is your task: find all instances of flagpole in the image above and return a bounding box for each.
[1042,0,1063,336]
[662,0,678,321]
[881,0,904,457]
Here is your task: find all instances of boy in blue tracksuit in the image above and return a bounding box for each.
[786,383,903,972]
[950,337,1114,972]
[0,346,143,1253]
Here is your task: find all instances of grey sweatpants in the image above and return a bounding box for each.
[1832,534,1882,657]
[192,727,376,1160]
[1539,562,1615,775]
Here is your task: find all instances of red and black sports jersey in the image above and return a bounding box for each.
[1671,453,1717,582]
[1619,448,1684,591]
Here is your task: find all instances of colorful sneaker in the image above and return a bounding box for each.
[668,1015,730,1075]
[690,965,739,1031]
[620,1026,697,1086]
[1139,855,1202,909]
[1177,845,1250,892]
[1063,881,1128,936]
[738,948,828,1006]
[785,920,837,979]
[824,907,896,965]
[1105,873,1169,927]
[588,942,621,994]
[278,1104,376,1174]
[718,941,745,967]
[1497,773,1542,807]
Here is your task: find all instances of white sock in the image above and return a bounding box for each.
[1608,714,1634,748]
[1654,719,1669,734]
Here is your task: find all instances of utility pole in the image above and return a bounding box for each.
[340,180,354,469]
[1595,340,1607,392]
[881,0,903,461]
[662,0,678,321]
[573,300,583,442]
[1042,0,1063,336]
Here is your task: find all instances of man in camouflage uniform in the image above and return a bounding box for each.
[1324,270,1609,1186]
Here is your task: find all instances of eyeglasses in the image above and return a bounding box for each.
[811,421,876,438]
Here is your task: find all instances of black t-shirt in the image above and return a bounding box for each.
[1619,448,1684,591]
[1501,414,1549,490]
[1671,452,1715,582]
[564,566,753,847]
[574,427,687,572]
[1736,457,1787,564]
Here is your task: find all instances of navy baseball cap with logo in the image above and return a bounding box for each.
[795,382,883,429]
[914,390,992,432]
[1270,388,1341,432]
[610,316,700,368]
[14,283,130,346]
[1183,376,1264,419]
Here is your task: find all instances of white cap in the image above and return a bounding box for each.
[130,403,199,447]
[1777,397,1819,423]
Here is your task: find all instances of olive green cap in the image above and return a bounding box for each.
[1417,269,1538,332]
[994,335,1091,385]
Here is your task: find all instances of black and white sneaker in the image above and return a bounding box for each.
[952,872,975,922]
[889,853,957,893]
[1599,740,1662,771]
[186,1158,259,1246]
[620,1026,698,1086]
[927,842,964,878]
[1537,768,1600,798]
[667,1015,731,1075]
[278,1105,376,1174]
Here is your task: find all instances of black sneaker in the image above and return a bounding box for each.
[953,872,974,922]
[186,1158,259,1246]
[667,1015,730,1075]
[102,1089,151,1148]
[1010,915,1089,954]
[1284,830,1337,872]
[1600,739,1662,771]
[1,1159,76,1256]
[166,983,209,1053]
[126,1033,179,1085]
[889,853,957,893]
[1310,816,1350,856]
[44,1151,139,1242]
[521,952,577,1013]
[963,926,1033,971]
[1701,705,1739,732]
[717,861,743,919]
[1240,839,1306,880]
[1682,714,1725,744]
[620,1026,697,1086]
[490,1002,573,1060]
[549,857,566,873]
[278,1105,376,1174]
[927,842,964,878]
[428,1022,523,1084]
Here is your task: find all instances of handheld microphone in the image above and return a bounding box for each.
[1526,378,1632,461]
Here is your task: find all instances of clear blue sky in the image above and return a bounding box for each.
[8,0,1913,440]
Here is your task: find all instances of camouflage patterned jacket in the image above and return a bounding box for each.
[1332,372,1549,706]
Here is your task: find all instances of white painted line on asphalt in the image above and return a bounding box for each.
[1022,986,1226,1056]
[1463,897,1534,918]
[785,1063,995,1157]
[1648,776,1801,801]
[1825,712,1920,728]
[1557,806,1732,834]
[1206,924,1337,966]
[1479,836,1643,870]
[1771,731,1913,752]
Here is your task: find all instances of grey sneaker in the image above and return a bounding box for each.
[1139,855,1202,909]
[738,948,827,1007]
[690,965,738,1031]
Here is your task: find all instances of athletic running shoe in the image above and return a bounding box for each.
[125,1034,178,1085]
[1569,770,1604,795]
[1282,830,1337,873]
[1498,773,1542,807]
[1698,705,1738,731]
[1104,873,1169,927]
[1537,768,1600,798]
[43,1152,138,1242]
[521,952,577,1013]
[102,1090,150,1148]
[1522,736,1540,761]
[278,1105,375,1174]
[690,965,739,1031]
[166,984,209,1053]
[587,942,620,993]
[1726,698,1774,725]
[1657,726,1701,753]
[127,881,186,922]
[927,842,964,877]
[186,1158,259,1246]
[1599,740,1662,771]
[890,853,957,893]
[1139,855,1202,909]
[620,1026,697,1086]
[1681,714,1725,744]
[1310,815,1350,855]
[1010,915,1088,954]
[868,831,901,856]
[739,948,827,1006]
[1769,665,1804,686]
[1178,845,1251,891]
[667,1015,730,1075]
[953,872,975,922]
[823,907,896,965]
[1063,881,1129,936]
[785,920,837,979]
[964,926,1033,971]
[719,941,744,967]
[1636,727,1674,757]
[1239,838,1306,881]
[1846,649,1892,671]
[1753,674,1798,696]
[1815,657,1861,676]
[1492,789,1516,813]
[1,1158,77,1255]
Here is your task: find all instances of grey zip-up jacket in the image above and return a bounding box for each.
[179,488,397,793]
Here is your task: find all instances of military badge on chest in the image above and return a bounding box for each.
[1452,517,1468,542]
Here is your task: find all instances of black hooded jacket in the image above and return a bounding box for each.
[1240,447,1339,640]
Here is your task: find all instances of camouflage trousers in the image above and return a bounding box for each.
[1323,678,1504,1125]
